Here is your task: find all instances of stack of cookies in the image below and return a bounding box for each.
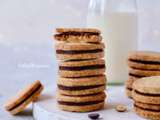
[53,28,106,112]
[132,76,160,120]
[125,51,160,98]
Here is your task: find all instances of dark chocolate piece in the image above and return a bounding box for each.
[58,84,104,91]
[59,64,105,71]
[88,113,100,120]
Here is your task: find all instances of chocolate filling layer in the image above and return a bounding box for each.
[129,73,144,78]
[55,32,99,37]
[58,84,104,91]
[135,90,160,97]
[56,49,103,54]
[127,87,132,91]
[134,104,160,112]
[9,84,42,111]
[64,75,104,79]
[129,59,160,65]
[62,93,103,97]
[59,64,105,71]
[58,100,104,106]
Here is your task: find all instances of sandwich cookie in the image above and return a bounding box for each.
[55,42,104,60]
[58,59,105,78]
[56,92,106,112]
[54,28,101,43]
[129,67,160,78]
[128,51,160,70]
[132,76,160,120]
[56,28,101,34]
[4,80,43,115]
[134,102,160,120]
[57,75,106,95]
[125,76,136,98]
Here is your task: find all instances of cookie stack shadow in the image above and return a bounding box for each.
[125,51,160,98]
[53,28,106,112]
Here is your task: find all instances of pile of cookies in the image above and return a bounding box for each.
[132,76,160,120]
[54,28,106,112]
[125,51,160,98]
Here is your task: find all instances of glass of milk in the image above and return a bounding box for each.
[87,0,138,84]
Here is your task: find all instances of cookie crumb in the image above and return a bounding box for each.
[115,105,127,112]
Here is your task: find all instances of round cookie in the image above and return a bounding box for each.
[128,60,160,70]
[135,102,160,111]
[54,34,102,43]
[57,75,106,95]
[56,28,101,34]
[4,80,43,115]
[55,42,104,60]
[128,51,160,63]
[132,76,160,104]
[134,104,160,120]
[125,77,136,98]
[58,59,105,78]
[56,92,106,112]
[129,68,160,78]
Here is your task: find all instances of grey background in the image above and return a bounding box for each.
[0,0,160,119]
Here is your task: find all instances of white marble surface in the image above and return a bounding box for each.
[0,0,160,120]
[33,86,145,120]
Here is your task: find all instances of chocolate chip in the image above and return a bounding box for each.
[88,113,100,120]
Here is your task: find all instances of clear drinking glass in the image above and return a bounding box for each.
[87,0,138,84]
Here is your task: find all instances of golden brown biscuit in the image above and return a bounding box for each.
[128,60,160,70]
[56,92,106,112]
[132,76,160,104]
[58,59,105,78]
[128,51,160,63]
[55,42,104,60]
[57,75,106,95]
[125,78,135,98]
[129,68,160,78]
[134,104,160,120]
[54,34,102,43]
[57,75,106,87]
[56,28,101,34]
[4,80,43,115]
[58,85,105,96]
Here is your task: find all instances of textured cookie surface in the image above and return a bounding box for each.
[55,42,104,60]
[56,92,106,112]
[134,104,160,120]
[58,59,105,78]
[128,60,160,70]
[57,75,106,86]
[54,34,102,43]
[128,51,160,62]
[125,78,136,98]
[129,68,160,78]
[4,80,43,115]
[56,28,101,34]
[54,28,101,43]
[132,76,160,104]
[133,76,160,94]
